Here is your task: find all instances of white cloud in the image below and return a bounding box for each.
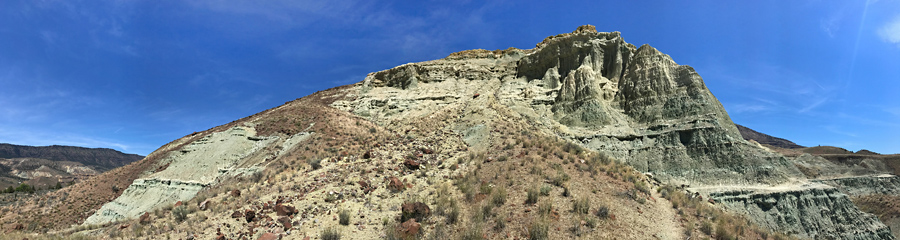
[879,15,900,45]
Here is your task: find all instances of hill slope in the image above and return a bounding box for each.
[1,25,894,240]
[735,124,805,149]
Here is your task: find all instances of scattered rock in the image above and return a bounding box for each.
[278,216,292,230]
[257,232,280,240]
[403,159,420,170]
[139,212,151,224]
[12,223,23,230]
[388,177,405,192]
[118,224,130,229]
[231,210,243,219]
[397,219,421,239]
[245,209,256,222]
[401,202,431,222]
[473,93,480,98]
[275,203,296,216]
[362,150,373,159]
[199,199,211,211]
[231,189,241,197]
[174,201,183,207]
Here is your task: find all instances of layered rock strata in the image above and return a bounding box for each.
[334,26,891,239]
[708,184,894,239]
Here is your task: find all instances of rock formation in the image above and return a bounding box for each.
[5,25,896,239]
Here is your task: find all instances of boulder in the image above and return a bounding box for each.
[231,210,243,219]
[199,199,211,211]
[388,177,405,192]
[403,159,420,170]
[244,209,256,222]
[397,219,421,239]
[139,212,151,224]
[231,189,241,197]
[401,202,431,222]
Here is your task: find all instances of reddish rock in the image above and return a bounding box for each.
[118,224,130,229]
[473,93,480,98]
[216,233,226,240]
[174,201,183,207]
[139,212,151,224]
[401,202,431,222]
[708,198,715,204]
[397,219,421,239]
[278,216,292,230]
[231,189,241,197]
[199,199,211,211]
[388,177,405,192]
[257,232,279,240]
[403,159,420,170]
[12,223,24,230]
[362,150,373,159]
[420,148,434,154]
[275,203,295,216]
[245,209,256,222]
[231,210,243,219]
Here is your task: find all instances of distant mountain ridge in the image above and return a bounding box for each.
[735,124,805,149]
[0,143,143,171]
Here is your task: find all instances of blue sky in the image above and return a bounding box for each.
[1,1,898,155]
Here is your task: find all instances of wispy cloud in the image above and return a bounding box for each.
[878,15,900,46]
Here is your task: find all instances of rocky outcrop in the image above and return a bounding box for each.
[815,175,900,196]
[340,25,800,186]
[708,184,894,239]
[331,25,889,239]
[83,126,280,225]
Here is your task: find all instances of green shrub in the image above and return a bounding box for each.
[595,204,609,219]
[538,201,552,217]
[308,158,323,170]
[339,209,350,225]
[492,186,507,206]
[526,186,540,204]
[528,220,549,240]
[700,220,713,235]
[540,185,552,196]
[573,196,590,214]
[322,226,341,240]
[173,206,189,222]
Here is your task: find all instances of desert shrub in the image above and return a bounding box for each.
[573,195,590,214]
[551,170,569,187]
[339,209,350,225]
[481,204,493,221]
[538,201,552,217]
[539,185,552,196]
[526,186,540,204]
[585,216,597,228]
[173,205,189,222]
[492,186,507,206]
[322,226,341,240]
[595,204,609,219]
[460,224,484,240]
[700,220,713,235]
[716,220,736,240]
[528,220,549,240]
[635,181,650,195]
[308,158,323,170]
[479,182,492,195]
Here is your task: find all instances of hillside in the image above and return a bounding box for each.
[0,144,143,191]
[0,143,143,171]
[735,124,804,149]
[1,25,895,240]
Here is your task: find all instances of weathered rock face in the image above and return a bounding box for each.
[332,25,891,239]
[340,26,800,186]
[709,184,894,239]
[84,126,282,225]
[815,175,900,196]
